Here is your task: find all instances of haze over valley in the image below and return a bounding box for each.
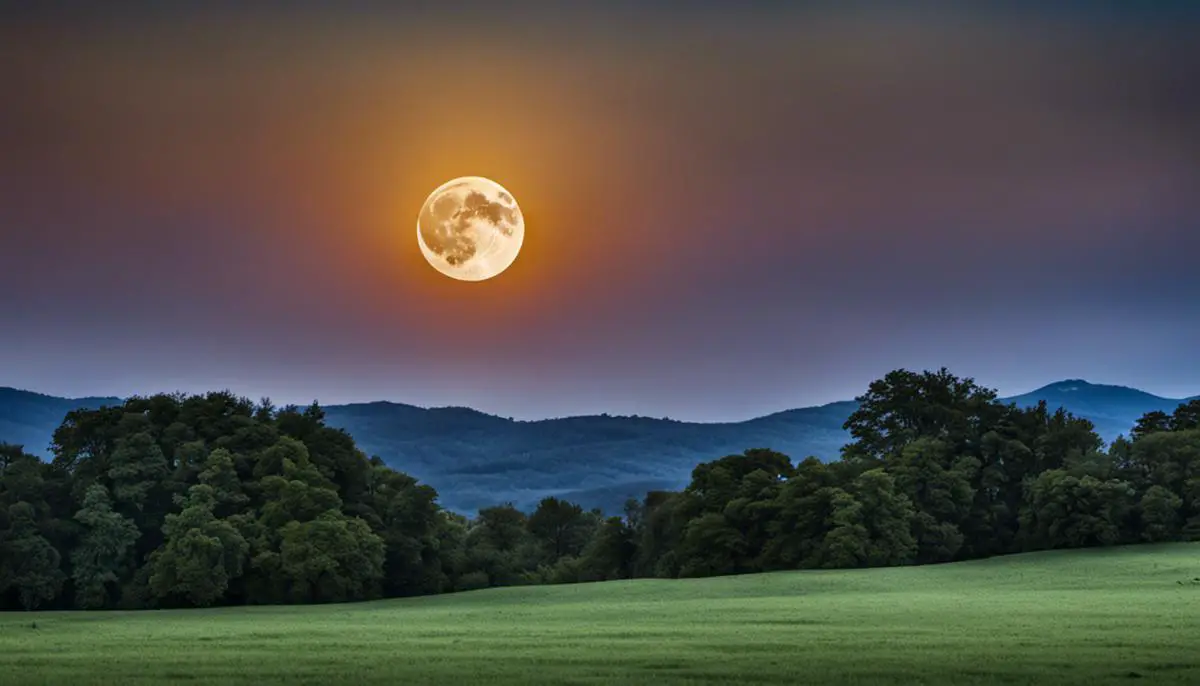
[4,379,1195,513]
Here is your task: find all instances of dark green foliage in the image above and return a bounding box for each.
[0,502,66,609]
[842,368,1002,465]
[1139,485,1183,542]
[148,484,248,606]
[888,438,976,563]
[829,469,918,568]
[2,368,1200,609]
[0,393,450,610]
[1019,470,1135,549]
[5,382,1194,515]
[577,515,636,581]
[276,511,385,603]
[761,457,840,569]
[1133,400,1200,439]
[464,504,538,587]
[527,497,594,563]
[71,485,140,609]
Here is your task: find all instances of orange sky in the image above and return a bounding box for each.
[3,4,1199,418]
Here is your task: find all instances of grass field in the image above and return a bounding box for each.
[2,543,1198,685]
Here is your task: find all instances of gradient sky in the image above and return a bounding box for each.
[2,2,1198,421]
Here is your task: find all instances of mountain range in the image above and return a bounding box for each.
[1,381,1194,514]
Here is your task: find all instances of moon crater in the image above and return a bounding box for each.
[417,177,524,281]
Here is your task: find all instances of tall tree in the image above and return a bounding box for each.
[71,484,140,609]
[888,438,978,563]
[1127,429,1200,534]
[354,466,445,596]
[630,491,690,578]
[677,512,746,577]
[0,502,66,610]
[528,497,593,563]
[842,368,1001,465]
[149,484,248,607]
[197,448,249,516]
[762,457,841,569]
[845,468,918,567]
[465,504,535,586]
[578,515,636,581]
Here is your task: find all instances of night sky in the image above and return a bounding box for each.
[2,2,1198,420]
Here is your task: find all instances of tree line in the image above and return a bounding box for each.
[1,368,1197,610]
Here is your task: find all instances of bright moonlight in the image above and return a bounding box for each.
[417,176,525,281]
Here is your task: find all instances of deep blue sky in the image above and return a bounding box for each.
[1,2,1198,420]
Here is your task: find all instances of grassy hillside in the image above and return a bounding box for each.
[2,543,1197,685]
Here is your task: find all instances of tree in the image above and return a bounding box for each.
[1035,408,1103,472]
[842,368,1001,464]
[528,497,592,562]
[722,468,786,569]
[433,511,470,590]
[846,468,918,567]
[16,392,449,609]
[9,373,1199,610]
[1019,470,1135,550]
[355,466,445,596]
[688,449,791,507]
[676,512,746,577]
[1132,411,1172,440]
[0,445,52,513]
[464,504,535,586]
[960,428,1027,558]
[0,502,66,610]
[1127,429,1200,528]
[578,516,636,581]
[149,484,248,607]
[675,449,790,573]
[812,469,916,569]
[1140,485,1183,542]
[630,491,690,578]
[240,439,363,604]
[197,448,249,516]
[888,438,978,563]
[278,511,386,603]
[71,484,140,609]
[762,457,840,569]
[816,488,871,568]
[107,431,170,513]
[1170,400,1200,432]
[256,440,342,529]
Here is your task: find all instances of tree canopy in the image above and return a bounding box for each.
[1,371,1198,610]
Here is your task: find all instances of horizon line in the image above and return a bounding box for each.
[3,377,1197,426]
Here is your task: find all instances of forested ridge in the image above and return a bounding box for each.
[1,368,1198,610]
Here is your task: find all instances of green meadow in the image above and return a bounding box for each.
[2,543,1197,686]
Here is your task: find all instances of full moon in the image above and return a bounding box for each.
[417,176,525,281]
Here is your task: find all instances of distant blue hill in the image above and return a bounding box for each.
[1001,379,1195,443]
[320,399,858,514]
[0,387,122,459]
[0,380,1194,514]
